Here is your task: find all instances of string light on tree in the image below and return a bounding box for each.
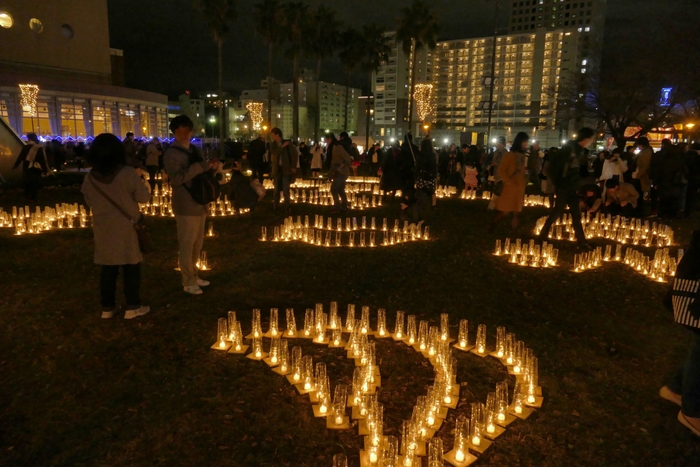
[19,84,40,117]
[246,102,264,130]
[413,84,434,123]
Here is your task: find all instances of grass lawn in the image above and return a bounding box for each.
[1,182,699,467]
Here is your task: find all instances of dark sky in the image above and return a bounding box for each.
[106,0,693,99]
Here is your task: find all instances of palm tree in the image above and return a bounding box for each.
[360,24,392,150]
[282,2,309,142]
[304,5,339,143]
[254,0,285,131]
[396,0,440,135]
[338,28,365,131]
[195,0,237,145]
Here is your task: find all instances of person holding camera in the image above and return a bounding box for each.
[599,148,628,183]
[164,115,218,295]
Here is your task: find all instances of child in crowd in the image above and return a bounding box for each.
[463,160,479,190]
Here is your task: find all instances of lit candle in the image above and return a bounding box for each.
[455,450,465,462]
[304,382,311,390]
[281,364,287,372]
[396,332,402,338]
[527,395,535,404]
[335,415,343,425]
[444,395,452,404]
[515,405,522,414]
[471,436,480,446]
[420,343,426,350]
[487,423,495,433]
[478,345,485,354]
[514,365,521,374]
[255,350,261,358]
[320,404,327,414]
[507,357,513,365]
[409,337,415,344]
[427,415,435,426]
[498,413,505,421]
[333,339,340,345]
[369,451,378,463]
[293,373,300,381]
[235,344,241,351]
[271,356,277,363]
[460,340,466,348]
[497,350,504,358]
[219,340,225,348]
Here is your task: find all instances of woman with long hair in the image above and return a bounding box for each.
[81,133,151,320]
[488,132,530,233]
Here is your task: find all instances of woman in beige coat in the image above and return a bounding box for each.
[81,134,151,320]
[488,132,529,233]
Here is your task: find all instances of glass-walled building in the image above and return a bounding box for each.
[0,0,168,140]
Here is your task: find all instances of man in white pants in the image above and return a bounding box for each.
[164,115,217,295]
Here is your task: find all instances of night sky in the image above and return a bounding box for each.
[106,0,694,99]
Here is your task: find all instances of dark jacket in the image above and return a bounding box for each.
[247,138,266,164]
[549,142,585,192]
[13,142,48,176]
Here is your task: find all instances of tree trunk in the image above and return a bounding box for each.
[267,43,273,131]
[365,72,372,151]
[218,38,225,147]
[315,57,322,143]
[293,51,300,142]
[344,69,350,130]
[408,40,418,136]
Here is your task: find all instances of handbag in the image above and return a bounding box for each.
[88,174,153,254]
[493,180,504,196]
[670,277,700,329]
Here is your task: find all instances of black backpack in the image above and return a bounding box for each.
[170,146,221,205]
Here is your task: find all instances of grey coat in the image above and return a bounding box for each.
[81,166,151,265]
[164,141,211,216]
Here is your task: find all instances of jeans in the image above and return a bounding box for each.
[100,264,140,311]
[539,189,586,244]
[274,173,291,209]
[331,174,348,209]
[175,213,207,287]
[669,331,700,418]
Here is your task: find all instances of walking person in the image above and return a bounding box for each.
[661,229,700,437]
[310,142,324,177]
[164,115,218,295]
[145,137,162,192]
[488,132,529,233]
[13,133,49,204]
[330,132,353,213]
[537,128,596,248]
[269,127,298,214]
[81,133,151,319]
[123,132,142,170]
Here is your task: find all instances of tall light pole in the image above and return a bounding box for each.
[209,115,217,138]
[485,0,500,154]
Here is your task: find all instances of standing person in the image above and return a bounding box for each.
[656,143,689,219]
[380,141,402,200]
[324,133,337,170]
[145,137,162,192]
[634,137,654,215]
[488,132,529,233]
[310,142,324,177]
[269,127,298,214]
[537,128,596,248]
[368,143,382,176]
[684,143,700,215]
[298,142,311,178]
[540,148,557,208]
[661,230,700,437]
[123,132,141,170]
[488,136,508,210]
[13,133,48,204]
[164,115,217,295]
[330,131,353,213]
[247,134,266,184]
[81,133,151,319]
[527,141,541,185]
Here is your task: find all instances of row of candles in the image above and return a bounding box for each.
[213,304,542,466]
[270,190,383,210]
[261,217,430,247]
[534,213,674,247]
[139,183,249,217]
[1,204,90,235]
[264,179,382,195]
[493,239,560,268]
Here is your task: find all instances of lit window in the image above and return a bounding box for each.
[582,59,587,65]
[581,68,586,73]
[0,11,13,28]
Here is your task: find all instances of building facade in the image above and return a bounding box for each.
[0,0,168,139]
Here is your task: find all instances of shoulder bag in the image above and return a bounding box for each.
[88,174,153,254]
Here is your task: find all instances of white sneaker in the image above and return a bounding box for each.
[196,279,210,287]
[124,306,150,320]
[184,285,203,295]
[101,308,117,319]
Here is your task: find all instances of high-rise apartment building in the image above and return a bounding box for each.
[372,1,606,146]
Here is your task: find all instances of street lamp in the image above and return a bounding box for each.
[209,115,216,138]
